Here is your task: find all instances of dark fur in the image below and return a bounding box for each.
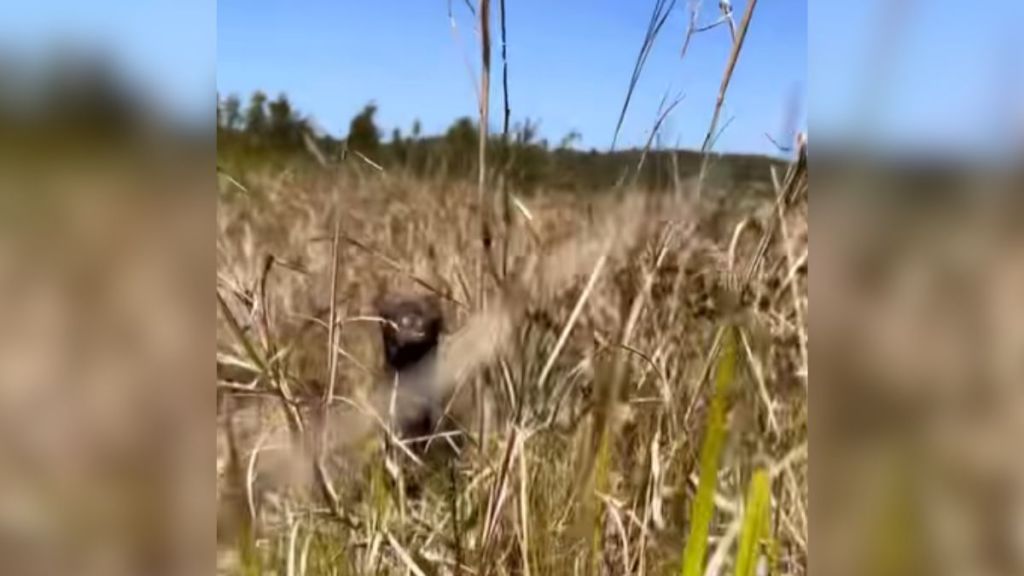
[375,292,443,370]
[374,292,448,453]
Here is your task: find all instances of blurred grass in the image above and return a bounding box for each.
[214,147,808,574]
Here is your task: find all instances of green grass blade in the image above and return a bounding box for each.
[734,469,771,576]
[681,325,738,576]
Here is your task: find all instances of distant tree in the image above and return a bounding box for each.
[391,127,407,165]
[222,94,242,131]
[443,117,478,176]
[406,119,424,172]
[245,91,268,136]
[268,93,300,148]
[558,130,582,150]
[514,118,539,146]
[445,117,477,150]
[347,102,381,156]
[214,86,782,193]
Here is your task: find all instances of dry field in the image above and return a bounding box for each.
[215,145,808,576]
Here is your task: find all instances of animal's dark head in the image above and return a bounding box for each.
[374,292,443,371]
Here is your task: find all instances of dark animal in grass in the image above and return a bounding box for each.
[371,291,471,503]
[372,291,462,459]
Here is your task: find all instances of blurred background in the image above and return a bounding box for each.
[811,1,1024,575]
[0,1,214,575]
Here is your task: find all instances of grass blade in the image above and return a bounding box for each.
[733,469,770,576]
[681,324,738,576]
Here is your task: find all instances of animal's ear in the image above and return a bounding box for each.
[422,294,445,332]
[373,291,396,317]
[423,293,442,313]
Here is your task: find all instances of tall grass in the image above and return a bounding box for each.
[216,147,807,574]
[681,325,738,576]
[733,469,771,576]
[216,1,807,574]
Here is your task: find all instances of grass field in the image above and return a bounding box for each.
[215,139,808,575]
[215,1,806,573]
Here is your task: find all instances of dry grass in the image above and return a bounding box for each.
[215,140,808,575]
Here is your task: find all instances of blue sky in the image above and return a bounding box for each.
[0,0,215,123]
[218,0,808,155]
[3,1,1020,158]
[811,0,1024,160]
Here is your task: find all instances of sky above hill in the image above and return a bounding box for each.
[0,0,214,125]
[811,0,1023,161]
[217,0,808,156]
[3,1,1019,159]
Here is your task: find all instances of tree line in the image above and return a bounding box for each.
[217,91,781,193]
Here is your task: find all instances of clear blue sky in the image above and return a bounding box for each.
[217,0,808,156]
[811,0,1024,160]
[0,0,215,123]
[4,2,1019,158]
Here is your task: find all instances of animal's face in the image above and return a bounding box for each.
[392,309,431,342]
[375,293,443,370]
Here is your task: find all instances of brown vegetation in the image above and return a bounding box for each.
[215,136,808,574]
